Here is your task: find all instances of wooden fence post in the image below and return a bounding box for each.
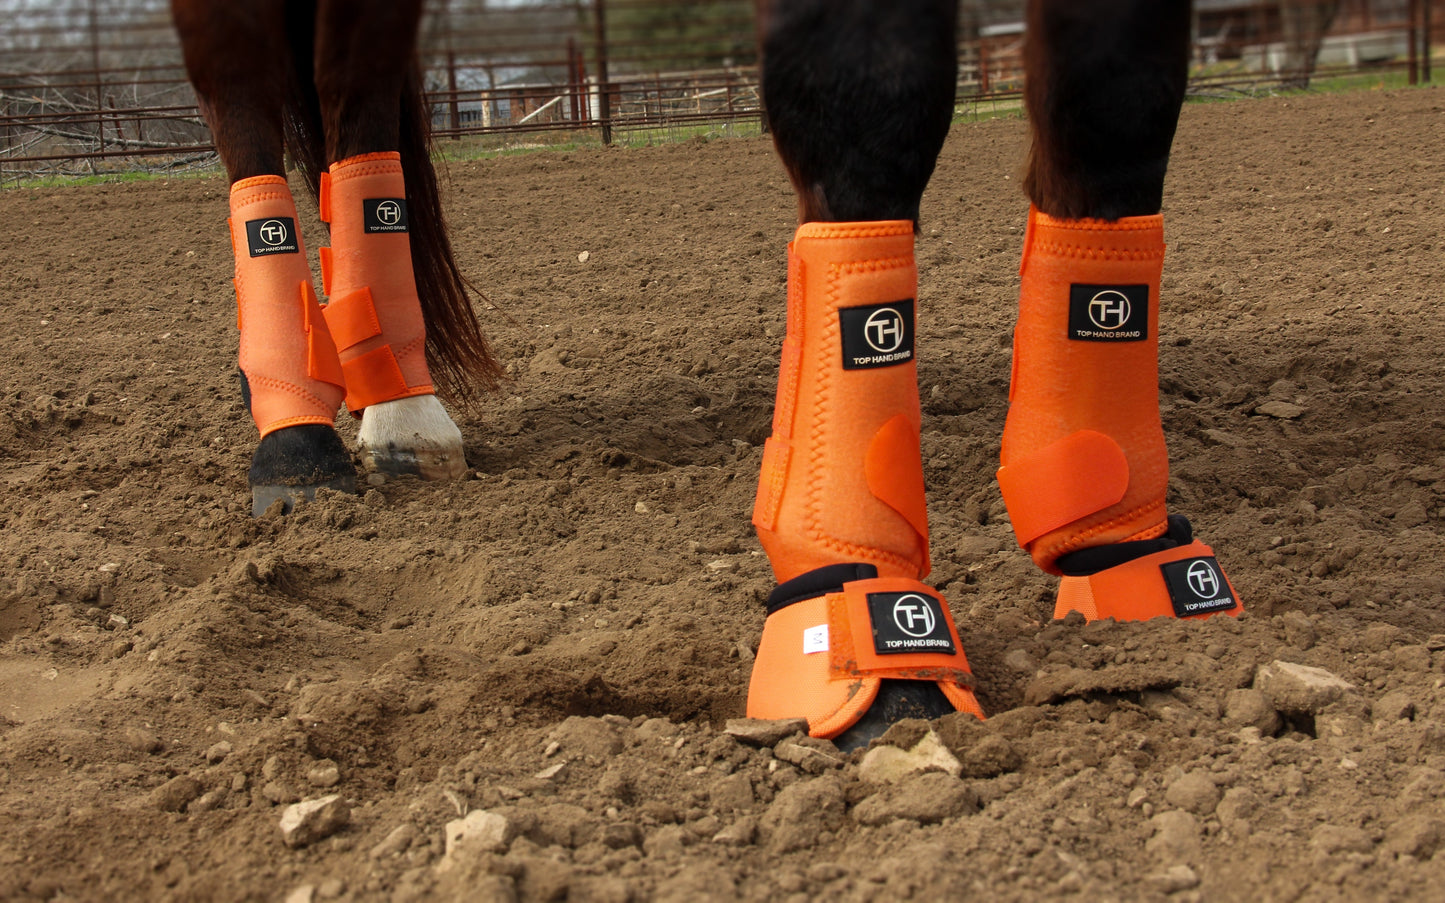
[1409,0,1420,85]
[593,0,612,145]
[1424,0,1433,83]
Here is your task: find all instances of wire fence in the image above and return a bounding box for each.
[0,0,1438,186]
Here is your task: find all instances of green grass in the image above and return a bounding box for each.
[6,63,1437,187]
[1185,61,1426,103]
[3,162,221,190]
[1303,67,1418,94]
[433,116,767,163]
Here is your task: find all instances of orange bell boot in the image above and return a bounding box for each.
[318,152,435,415]
[1054,515,1241,621]
[748,222,982,737]
[227,176,346,438]
[997,207,1241,621]
[747,563,983,739]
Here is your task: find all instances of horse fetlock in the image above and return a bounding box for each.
[356,394,467,481]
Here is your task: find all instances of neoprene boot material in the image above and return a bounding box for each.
[319,152,434,414]
[998,207,1171,573]
[228,175,345,437]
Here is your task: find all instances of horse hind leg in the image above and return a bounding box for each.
[309,0,474,481]
[172,0,356,515]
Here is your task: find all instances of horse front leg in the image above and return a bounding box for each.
[997,0,1244,620]
[745,0,983,749]
[310,0,470,481]
[172,0,355,516]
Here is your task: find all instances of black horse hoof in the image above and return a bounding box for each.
[248,423,357,516]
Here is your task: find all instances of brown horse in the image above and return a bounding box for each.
[173,0,1239,749]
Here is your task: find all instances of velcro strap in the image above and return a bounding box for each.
[322,287,383,351]
[301,283,345,390]
[319,171,332,224]
[340,345,409,413]
[1062,539,1239,621]
[750,437,792,534]
[824,577,973,688]
[865,414,929,554]
[319,246,333,297]
[996,430,1129,547]
[766,562,878,614]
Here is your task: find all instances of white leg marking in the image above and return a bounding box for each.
[357,394,467,480]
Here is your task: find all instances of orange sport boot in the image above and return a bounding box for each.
[227,176,346,438]
[318,152,436,415]
[748,222,983,741]
[997,207,1242,621]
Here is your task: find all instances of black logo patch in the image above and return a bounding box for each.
[1068,283,1148,341]
[840,300,915,370]
[1161,556,1237,617]
[245,217,299,257]
[867,591,956,655]
[363,198,408,234]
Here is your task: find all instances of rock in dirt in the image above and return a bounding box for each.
[1023,664,1179,706]
[1145,865,1201,894]
[1382,815,1445,859]
[762,775,845,853]
[369,823,417,860]
[547,716,625,759]
[853,771,979,826]
[150,775,204,813]
[123,727,162,754]
[1145,810,1202,861]
[307,760,341,788]
[279,795,350,849]
[1164,771,1221,817]
[774,736,843,773]
[1309,824,1374,858]
[204,741,232,764]
[189,789,226,813]
[1224,688,1282,735]
[1254,661,1355,715]
[712,816,757,847]
[708,773,755,813]
[723,717,808,747]
[445,809,514,856]
[1254,400,1305,419]
[1372,689,1417,724]
[284,885,315,903]
[858,729,962,783]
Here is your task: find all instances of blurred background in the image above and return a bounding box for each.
[0,0,1438,184]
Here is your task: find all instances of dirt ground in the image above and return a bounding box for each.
[2,87,1444,902]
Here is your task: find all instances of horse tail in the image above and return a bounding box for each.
[396,61,504,401]
[278,2,327,207]
[276,5,502,404]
